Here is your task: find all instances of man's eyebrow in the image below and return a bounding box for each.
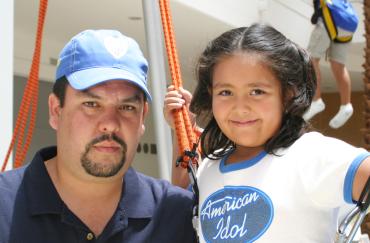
[121,94,143,103]
[78,90,143,103]
[79,90,101,99]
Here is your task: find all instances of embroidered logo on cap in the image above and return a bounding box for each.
[104,35,129,59]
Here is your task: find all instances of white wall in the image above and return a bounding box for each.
[14,30,63,82]
[265,0,313,47]
[0,0,14,170]
[176,0,262,26]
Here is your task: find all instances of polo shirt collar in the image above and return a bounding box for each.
[24,147,155,219]
[120,167,155,218]
[24,146,63,215]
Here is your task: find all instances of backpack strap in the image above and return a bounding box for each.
[319,0,355,43]
[320,0,339,40]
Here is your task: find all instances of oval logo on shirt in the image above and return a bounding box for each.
[200,186,273,242]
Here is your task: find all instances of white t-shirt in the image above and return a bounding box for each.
[197,132,369,243]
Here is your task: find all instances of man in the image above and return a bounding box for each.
[303,0,355,129]
[0,29,196,242]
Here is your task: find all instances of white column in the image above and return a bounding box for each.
[0,0,14,170]
[142,0,172,180]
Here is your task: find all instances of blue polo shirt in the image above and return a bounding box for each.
[0,147,196,243]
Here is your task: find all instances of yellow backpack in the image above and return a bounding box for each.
[320,0,359,43]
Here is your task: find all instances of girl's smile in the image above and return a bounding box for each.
[229,119,258,127]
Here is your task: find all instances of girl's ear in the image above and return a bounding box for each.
[48,93,61,130]
[283,87,296,112]
[207,86,212,96]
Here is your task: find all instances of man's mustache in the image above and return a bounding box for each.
[87,134,126,150]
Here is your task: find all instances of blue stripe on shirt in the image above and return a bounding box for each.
[343,152,370,204]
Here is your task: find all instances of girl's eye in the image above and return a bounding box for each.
[218,90,232,96]
[250,89,265,96]
[83,101,99,108]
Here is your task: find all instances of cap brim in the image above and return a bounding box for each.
[66,67,152,102]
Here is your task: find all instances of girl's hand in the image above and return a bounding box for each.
[163,85,195,129]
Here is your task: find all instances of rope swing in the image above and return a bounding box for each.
[158,0,201,231]
[1,0,48,172]
[158,0,200,169]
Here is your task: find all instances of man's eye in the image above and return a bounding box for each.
[119,105,136,111]
[83,101,98,107]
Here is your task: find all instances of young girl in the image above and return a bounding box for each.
[164,23,370,242]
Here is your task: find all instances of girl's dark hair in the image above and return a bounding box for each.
[190,23,316,159]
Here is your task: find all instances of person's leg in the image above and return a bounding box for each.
[327,42,353,129]
[329,59,351,105]
[328,60,353,128]
[303,20,329,121]
[303,58,326,121]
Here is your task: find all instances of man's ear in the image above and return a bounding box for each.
[142,102,149,119]
[140,102,149,136]
[140,124,146,137]
[48,93,61,130]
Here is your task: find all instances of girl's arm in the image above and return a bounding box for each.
[353,157,370,201]
[170,131,190,188]
[163,85,195,188]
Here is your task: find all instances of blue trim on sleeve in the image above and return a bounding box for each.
[219,151,267,173]
[343,152,370,204]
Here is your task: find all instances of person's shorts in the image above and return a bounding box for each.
[307,20,350,64]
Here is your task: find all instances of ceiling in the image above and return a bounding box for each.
[13,0,366,92]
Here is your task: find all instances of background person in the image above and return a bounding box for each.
[303,0,356,129]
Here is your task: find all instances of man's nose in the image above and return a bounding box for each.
[98,108,120,133]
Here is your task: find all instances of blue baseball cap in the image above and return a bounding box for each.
[56,29,152,102]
